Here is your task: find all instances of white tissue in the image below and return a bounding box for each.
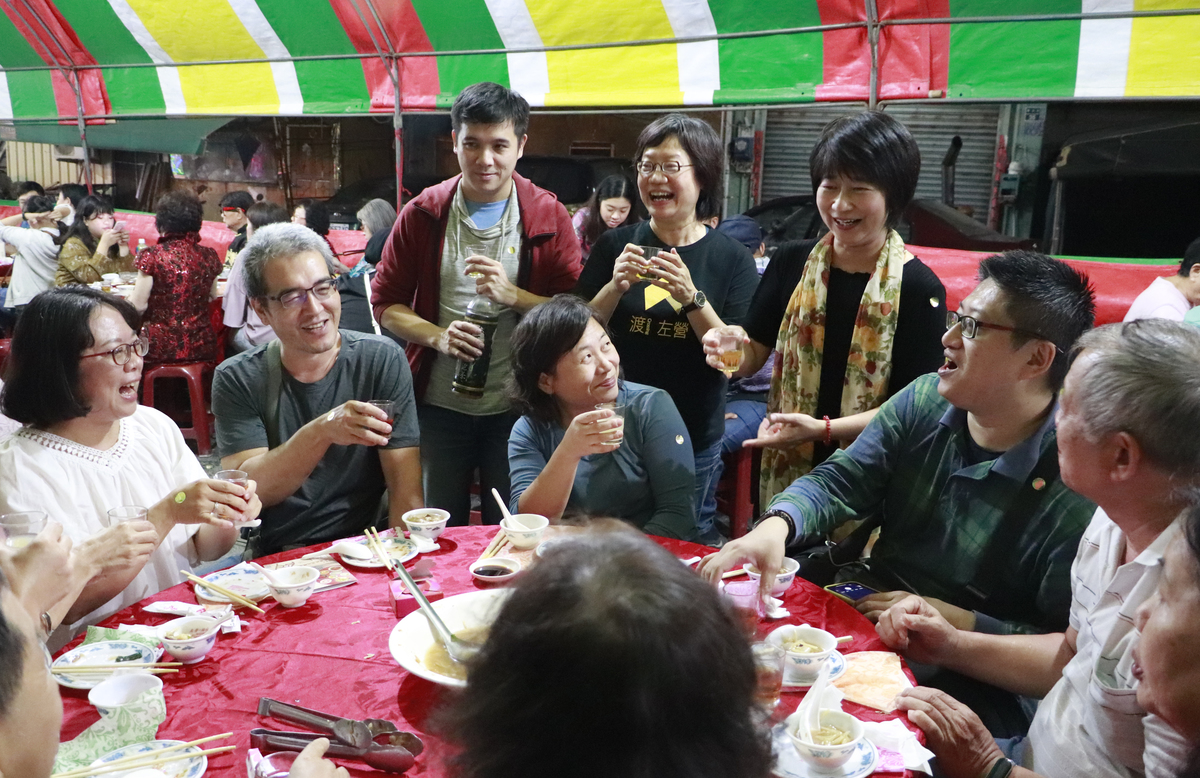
[763,594,790,619]
[860,719,935,774]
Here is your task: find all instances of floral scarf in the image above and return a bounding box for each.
[760,229,912,506]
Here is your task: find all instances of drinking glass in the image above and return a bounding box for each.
[751,641,786,709]
[215,470,249,488]
[368,399,395,423]
[0,511,46,548]
[594,402,627,446]
[635,246,663,281]
[717,329,744,375]
[107,506,147,526]
[722,580,762,639]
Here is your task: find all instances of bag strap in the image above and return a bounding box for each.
[264,339,283,450]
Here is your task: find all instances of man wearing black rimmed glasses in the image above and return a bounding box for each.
[701,250,1097,737]
[212,223,423,555]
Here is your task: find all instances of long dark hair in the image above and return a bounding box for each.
[56,195,118,257]
[581,175,641,246]
[437,524,773,778]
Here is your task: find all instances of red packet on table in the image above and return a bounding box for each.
[390,578,443,619]
[265,557,357,593]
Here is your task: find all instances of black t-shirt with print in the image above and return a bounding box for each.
[743,238,948,466]
[576,222,760,450]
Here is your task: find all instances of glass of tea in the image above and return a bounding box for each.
[722,579,763,639]
[716,328,744,375]
[594,402,627,446]
[751,641,786,709]
[0,511,46,548]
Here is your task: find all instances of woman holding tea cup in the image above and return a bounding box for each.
[507,295,698,540]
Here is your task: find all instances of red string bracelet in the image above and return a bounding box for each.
[823,415,832,446]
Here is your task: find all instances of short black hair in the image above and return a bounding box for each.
[438,525,773,778]
[220,190,254,212]
[977,250,1096,391]
[247,201,289,230]
[509,295,613,424]
[1,287,141,428]
[153,189,203,235]
[634,114,724,221]
[810,111,921,229]
[451,82,530,139]
[15,181,44,197]
[1181,237,1200,277]
[296,199,330,237]
[0,566,25,721]
[57,184,87,208]
[56,194,116,256]
[21,194,56,216]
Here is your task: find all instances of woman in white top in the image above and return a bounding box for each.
[0,193,63,309]
[0,287,258,647]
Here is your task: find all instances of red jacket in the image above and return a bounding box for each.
[371,173,582,401]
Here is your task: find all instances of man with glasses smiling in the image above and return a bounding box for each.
[701,250,1097,737]
[212,223,423,555]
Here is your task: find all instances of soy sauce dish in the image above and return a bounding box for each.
[469,557,521,584]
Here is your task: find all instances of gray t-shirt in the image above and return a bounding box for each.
[212,330,420,553]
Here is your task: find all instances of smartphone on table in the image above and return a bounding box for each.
[824,581,879,604]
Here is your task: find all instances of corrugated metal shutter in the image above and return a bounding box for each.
[761,105,1000,222]
[5,141,114,189]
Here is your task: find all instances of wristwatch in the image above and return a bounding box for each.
[680,290,708,314]
[984,756,1015,778]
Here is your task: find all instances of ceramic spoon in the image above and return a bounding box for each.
[393,563,481,664]
[249,562,289,587]
[301,540,374,561]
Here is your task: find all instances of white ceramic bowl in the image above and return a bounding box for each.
[788,709,865,773]
[743,557,800,596]
[160,617,220,664]
[469,556,521,584]
[402,508,451,541]
[767,624,837,683]
[267,566,320,608]
[500,514,548,550]
[87,672,163,715]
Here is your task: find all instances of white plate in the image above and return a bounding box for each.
[339,536,418,569]
[195,565,269,603]
[388,588,509,688]
[53,640,162,690]
[782,650,847,689]
[771,724,878,778]
[91,739,208,778]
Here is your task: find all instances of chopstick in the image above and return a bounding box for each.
[51,734,233,778]
[364,527,395,571]
[51,745,235,778]
[180,570,266,614]
[54,661,182,668]
[722,568,748,579]
[52,667,178,675]
[479,527,507,560]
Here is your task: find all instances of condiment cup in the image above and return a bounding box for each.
[787,709,864,773]
[87,672,163,716]
[402,508,451,542]
[500,514,548,550]
[767,624,837,684]
[266,566,320,608]
[160,616,221,664]
[469,556,521,584]
[743,557,800,596]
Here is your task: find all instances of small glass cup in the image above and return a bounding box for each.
[722,580,763,639]
[717,329,744,376]
[107,506,147,526]
[594,402,627,446]
[368,399,395,423]
[214,470,249,488]
[635,245,663,281]
[751,641,786,709]
[0,511,46,548]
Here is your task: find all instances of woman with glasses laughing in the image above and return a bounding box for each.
[0,288,259,649]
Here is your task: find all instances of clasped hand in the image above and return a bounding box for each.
[559,408,623,460]
[169,478,263,527]
[465,254,518,307]
[320,400,393,447]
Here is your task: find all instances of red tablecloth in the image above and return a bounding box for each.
[58,527,920,777]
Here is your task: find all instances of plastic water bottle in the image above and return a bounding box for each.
[136,238,147,256]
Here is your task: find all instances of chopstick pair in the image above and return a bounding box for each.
[50,733,234,778]
[52,661,181,675]
[363,527,395,571]
[180,569,266,614]
[479,527,508,560]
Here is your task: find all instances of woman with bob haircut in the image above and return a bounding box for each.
[572,174,642,262]
[507,294,697,540]
[53,194,133,286]
[576,114,759,545]
[438,524,773,778]
[703,111,946,505]
[0,287,258,648]
[127,189,223,366]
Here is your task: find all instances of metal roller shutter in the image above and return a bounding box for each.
[761,105,1000,222]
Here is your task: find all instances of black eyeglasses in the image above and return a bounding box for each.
[81,336,149,366]
[266,278,337,309]
[635,161,693,177]
[946,311,1050,343]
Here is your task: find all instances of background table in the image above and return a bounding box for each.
[58,526,920,777]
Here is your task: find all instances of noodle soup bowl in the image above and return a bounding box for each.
[500,514,548,550]
[267,566,320,608]
[767,624,837,684]
[160,617,220,664]
[402,508,451,541]
[788,708,864,773]
[743,557,800,596]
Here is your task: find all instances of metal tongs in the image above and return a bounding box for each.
[256,698,423,758]
[392,562,482,664]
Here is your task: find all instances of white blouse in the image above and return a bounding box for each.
[0,405,205,646]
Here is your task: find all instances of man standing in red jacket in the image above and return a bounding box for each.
[371,82,581,526]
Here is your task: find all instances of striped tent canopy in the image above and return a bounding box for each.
[1,0,1198,122]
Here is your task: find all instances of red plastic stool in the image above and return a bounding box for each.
[142,362,214,454]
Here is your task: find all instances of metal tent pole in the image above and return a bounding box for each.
[866,0,880,110]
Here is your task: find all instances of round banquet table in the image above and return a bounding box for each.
[57,526,921,777]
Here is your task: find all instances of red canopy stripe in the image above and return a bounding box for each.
[0,0,110,120]
[324,0,439,111]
